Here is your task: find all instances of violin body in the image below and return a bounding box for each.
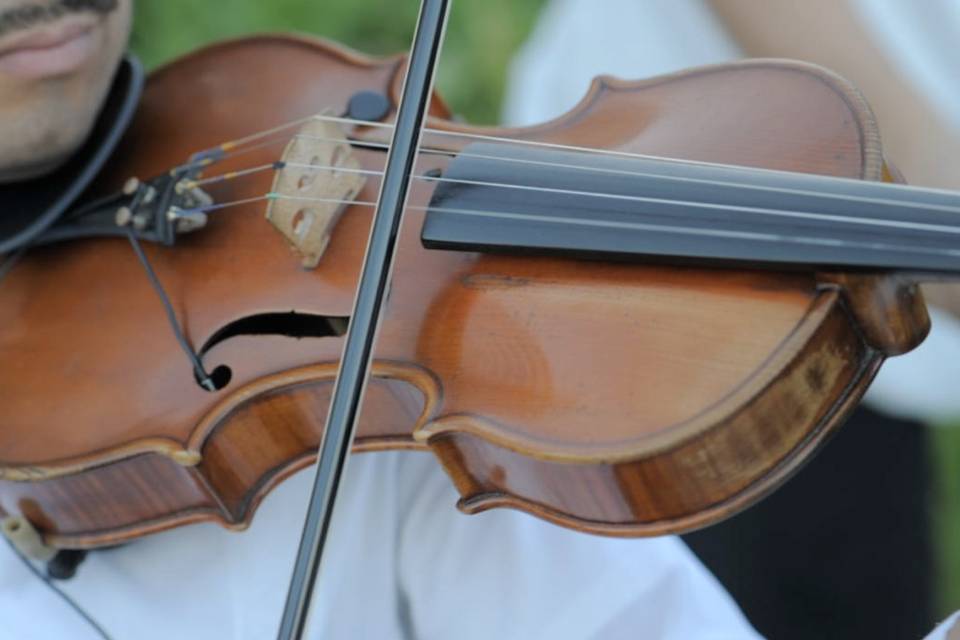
[0,35,929,549]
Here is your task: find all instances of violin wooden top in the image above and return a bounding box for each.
[0,35,928,547]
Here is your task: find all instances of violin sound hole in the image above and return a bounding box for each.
[195,364,233,392]
[194,312,350,392]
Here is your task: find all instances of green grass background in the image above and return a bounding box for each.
[934,425,960,616]
[130,0,959,618]
[131,0,545,125]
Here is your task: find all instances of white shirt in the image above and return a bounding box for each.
[1,453,760,639]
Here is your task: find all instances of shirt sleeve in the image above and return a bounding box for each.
[923,612,960,640]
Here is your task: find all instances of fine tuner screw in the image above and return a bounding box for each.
[115,206,132,227]
[122,177,140,195]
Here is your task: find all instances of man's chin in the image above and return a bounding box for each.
[0,87,104,184]
[0,150,73,184]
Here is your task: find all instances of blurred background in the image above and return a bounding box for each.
[132,0,545,124]
[131,0,960,635]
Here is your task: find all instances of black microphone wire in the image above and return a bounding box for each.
[2,535,113,640]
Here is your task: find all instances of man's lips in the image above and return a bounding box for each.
[0,17,100,79]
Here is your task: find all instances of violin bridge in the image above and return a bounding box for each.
[266,114,366,269]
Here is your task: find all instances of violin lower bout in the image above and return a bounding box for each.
[420,286,891,536]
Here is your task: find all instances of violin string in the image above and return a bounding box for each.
[209,114,318,152]
[421,172,960,233]
[169,115,320,173]
[179,130,443,176]
[191,125,403,171]
[190,112,817,176]
[422,203,960,258]
[188,111,960,200]
[182,128,960,223]
[185,161,287,187]
[181,157,960,236]
[190,192,960,260]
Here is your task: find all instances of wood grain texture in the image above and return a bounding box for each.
[0,36,927,547]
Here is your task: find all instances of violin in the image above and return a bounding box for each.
[1,32,953,554]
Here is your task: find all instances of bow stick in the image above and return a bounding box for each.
[276,1,451,638]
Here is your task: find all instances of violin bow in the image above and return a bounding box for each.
[276,1,451,638]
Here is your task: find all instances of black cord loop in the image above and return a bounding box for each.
[124,229,217,391]
[0,247,26,284]
[3,536,113,640]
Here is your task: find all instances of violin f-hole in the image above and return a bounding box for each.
[193,312,350,391]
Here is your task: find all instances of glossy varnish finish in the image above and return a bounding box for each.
[0,36,929,547]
